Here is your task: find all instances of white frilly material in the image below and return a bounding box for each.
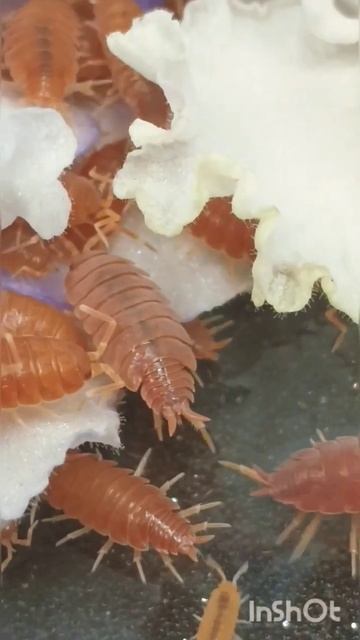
[108,0,360,322]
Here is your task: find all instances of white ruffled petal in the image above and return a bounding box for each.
[0,105,76,240]
[109,0,360,321]
[0,382,121,522]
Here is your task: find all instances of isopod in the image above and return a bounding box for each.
[3,0,80,108]
[194,557,247,640]
[221,434,360,577]
[93,0,170,127]
[1,334,91,408]
[65,251,212,447]
[189,197,256,261]
[1,290,85,346]
[45,450,227,581]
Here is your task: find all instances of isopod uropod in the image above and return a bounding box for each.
[65,251,212,448]
[45,450,227,582]
[221,434,360,577]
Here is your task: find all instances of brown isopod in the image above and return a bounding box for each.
[65,251,213,448]
[0,334,91,409]
[194,557,248,640]
[188,197,256,262]
[3,0,80,108]
[93,0,170,127]
[45,450,228,581]
[1,290,85,346]
[221,432,360,577]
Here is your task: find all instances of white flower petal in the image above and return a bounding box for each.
[109,0,360,321]
[110,206,252,320]
[0,105,76,239]
[0,382,121,522]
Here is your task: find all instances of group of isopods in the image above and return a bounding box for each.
[1,0,359,637]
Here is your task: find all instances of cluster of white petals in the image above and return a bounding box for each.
[108,0,360,322]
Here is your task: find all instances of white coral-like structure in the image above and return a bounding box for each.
[0,103,76,239]
[0,382,121,522]
[108,0,360,323]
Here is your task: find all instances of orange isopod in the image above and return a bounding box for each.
[3,0,80,108]
[65,251,212,447]
[189,198,256,261]
[195,558,247,640]
[0,290,85,346]
[0,334,91,408]
[93,0,170,127]
[45,450,226,581]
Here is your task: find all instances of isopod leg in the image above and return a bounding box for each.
[133,550,146,584]
[179,501,222,519]
[350,514,360,578]
[91,538,114,573]
[78,305,117,360]
[134,448,152,477]
[0,543,14,573]
[324,307,347,352]
[14,520,38,547]
[159,472,185,495]
[160,553,183,584]
[289,514,322,562]
[276,512,307,546]
[56,526,90,547]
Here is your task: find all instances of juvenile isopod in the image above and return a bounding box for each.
[194,557,248,640]
[93,0,170,127]
[221,433,360,577]
[3,0,80,108]
[65,251,213,448]
[188,198,256,262]
[45,450,228,581]
[1,290,85,346]
[1,334,91,408]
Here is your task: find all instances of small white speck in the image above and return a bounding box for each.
[201,597,208,604]
[282,620,290,628]
[351,622,358,630]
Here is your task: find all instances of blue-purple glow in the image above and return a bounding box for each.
[0,269,70,310]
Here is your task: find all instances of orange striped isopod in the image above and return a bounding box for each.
[3,0,80,108]
[188,197,256,262]
[45,450,227,581]
[65,251,212,448]
[93,0,170,127]
[221,433,360,577]
[0,334,91,409]
[1,290,85,346]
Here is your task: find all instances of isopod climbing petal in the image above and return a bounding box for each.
[221,435,360,577]
[94,0,170,127]
[3,0,79,108]
[45,451,223,581]
[65,251,212,446]
[189,197,256,261]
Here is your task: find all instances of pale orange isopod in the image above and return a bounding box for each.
[195,557,247,640]
[93,0,170,127]
[1,334,91,409]
[3,0,80,108]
